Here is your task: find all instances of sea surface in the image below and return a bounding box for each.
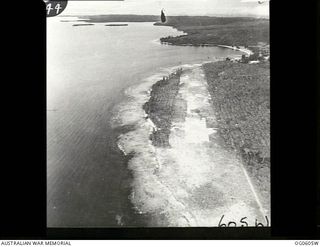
[47,17,242,227]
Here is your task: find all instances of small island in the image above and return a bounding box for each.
[105,24,128,27]
[72,24,94,27]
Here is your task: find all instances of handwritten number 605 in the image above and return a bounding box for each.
[218,215,269,227]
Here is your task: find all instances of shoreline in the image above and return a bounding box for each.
[110,41,269,225]
[68,15,269,225]
[111,66,183,226]
[112,63,210,226]
[59,15,258,57]
[50,16,269,227]
[159,41,253,56]
[216,45,253,55]
[158,34,254,56]
[121,60,269,225]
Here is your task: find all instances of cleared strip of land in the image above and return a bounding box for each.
[202,61,270,212]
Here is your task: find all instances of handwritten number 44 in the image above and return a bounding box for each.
[46,3,62,15]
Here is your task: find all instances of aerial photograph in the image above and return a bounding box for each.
[47,0,270,227]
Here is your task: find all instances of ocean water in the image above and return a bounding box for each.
[47,17,242,227]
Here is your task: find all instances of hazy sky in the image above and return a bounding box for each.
[62,0,269,17]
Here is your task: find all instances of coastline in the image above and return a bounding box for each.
[216,45,253,56]
[113,57,270,226]
[49,15,269,227]
[111,66,179,226]
[160,41,252,56]
[111,63,210,226]
[71,14,269,225]
[109,28,269,225]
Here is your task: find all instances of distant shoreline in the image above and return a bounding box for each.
[63,15,268,55]
[217,45,253,55]
[160,41,253,55]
